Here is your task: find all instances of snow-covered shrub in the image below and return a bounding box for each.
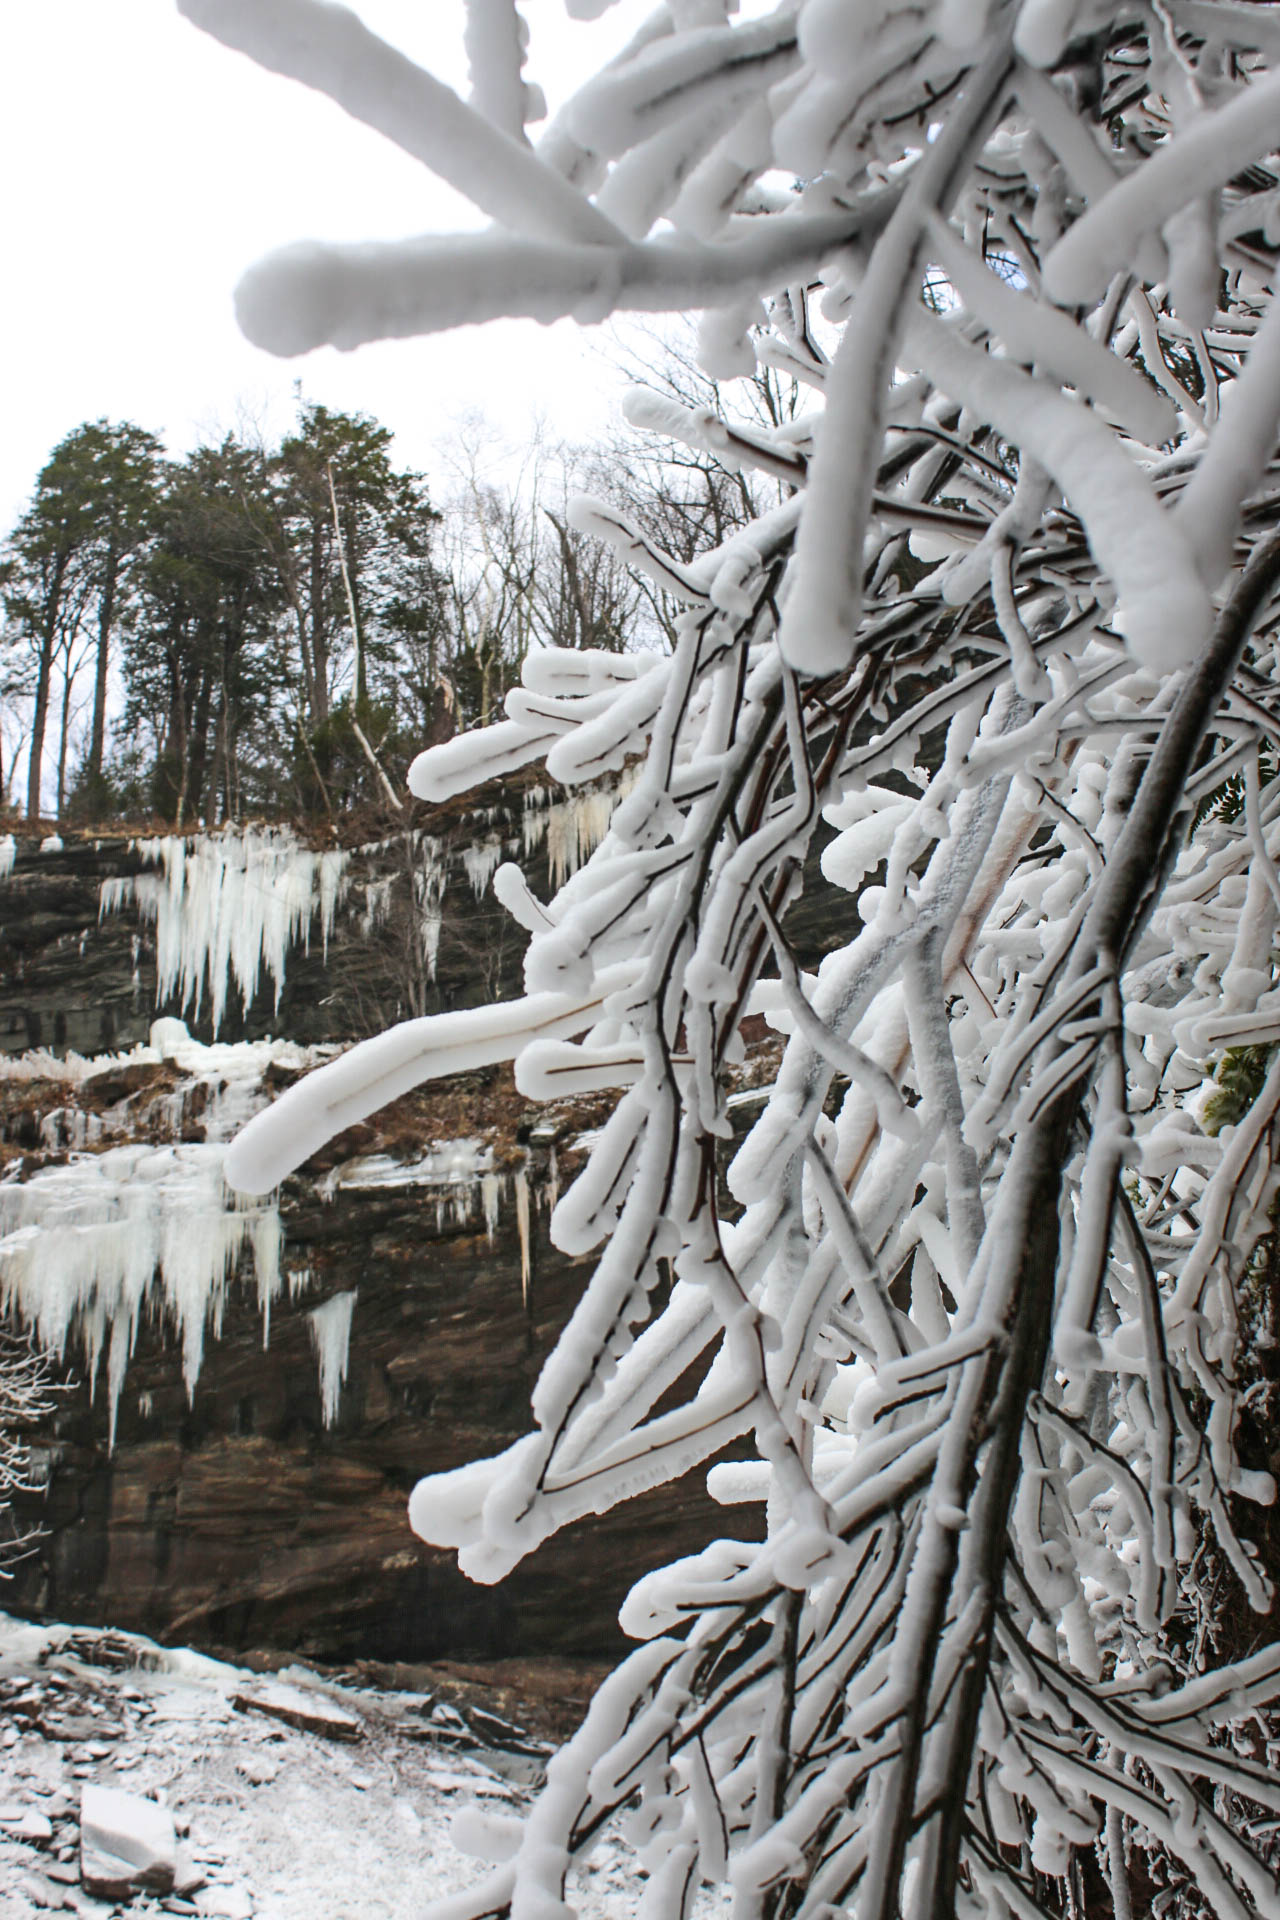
[0,1330,56,1573]
[192,1,1280,1913]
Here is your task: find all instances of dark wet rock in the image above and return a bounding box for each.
[2,820,776,1669]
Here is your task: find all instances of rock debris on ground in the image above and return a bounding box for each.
[0,1613,692,1919]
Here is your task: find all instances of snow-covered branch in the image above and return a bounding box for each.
[197,0,1280,1912]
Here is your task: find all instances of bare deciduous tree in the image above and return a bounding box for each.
[0,1332,55,1576]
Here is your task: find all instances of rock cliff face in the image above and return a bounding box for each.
[0,815,524,1060]
[1,815,783,1664]
[8,1139,744,1663]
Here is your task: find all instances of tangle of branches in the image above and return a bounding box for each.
[200,2,1280,1914]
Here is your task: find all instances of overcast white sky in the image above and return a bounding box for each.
[0,1,648,526]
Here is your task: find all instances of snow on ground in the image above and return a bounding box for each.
[0,1612,666,1919]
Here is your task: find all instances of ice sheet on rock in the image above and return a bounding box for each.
[0,1024,326,1135]
[232,1678,363,1743]
[323,1140,496,1192]
[99,829,352,1036]
[0,834,15,880]
[324,1142,514,1238]
[308,1290,357,1428]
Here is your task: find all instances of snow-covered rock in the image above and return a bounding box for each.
[231,1681,363,1744]
[0,1805,53,1842]
[195,1883,255,1918]
[79,1782,177,1896]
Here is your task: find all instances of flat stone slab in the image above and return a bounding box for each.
[194,1883,254,1917]
[231,1681,362,1743]
[80,1783,176,1897]
[0,1804,54,1842]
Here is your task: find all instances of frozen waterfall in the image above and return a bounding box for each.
[0,1141,278,1452]
[99,828,351,1034]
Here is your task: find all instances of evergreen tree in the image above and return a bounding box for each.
[122,437,282,825]
[270,402,439,729]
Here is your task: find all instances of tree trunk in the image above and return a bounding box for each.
[24,551,72,824]
[88,539,119,784]
[186,669,213,828]
[309,520,329,727]
[25,632,56,825]
[55,656,73,819]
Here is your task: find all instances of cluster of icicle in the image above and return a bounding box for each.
[522,774,641,893]
[99,828,350,1036]
[191,1,1280,1916]
[99,792,626,1021]
[0,1024,327,1446]
[399,783,629,984]
[0,1020,535,1447]
[0,1140,282,1453]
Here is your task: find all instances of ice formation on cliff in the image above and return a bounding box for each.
[0,1023,319,1442]
[0,1142,277,1451]
[521,775,637,892]
[0,1023,532,1441]
[307,1289,357,1428]
[99,829,351,1035]
[90,799,636,1027]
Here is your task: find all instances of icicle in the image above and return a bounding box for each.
[308,1289,357,1426]
[515,1166,531,1308]
[250,1208,284,1347]
[462,836,505,898]
[482,1171,502,1240]
[360,876,395,937]
[416,836,447,981]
